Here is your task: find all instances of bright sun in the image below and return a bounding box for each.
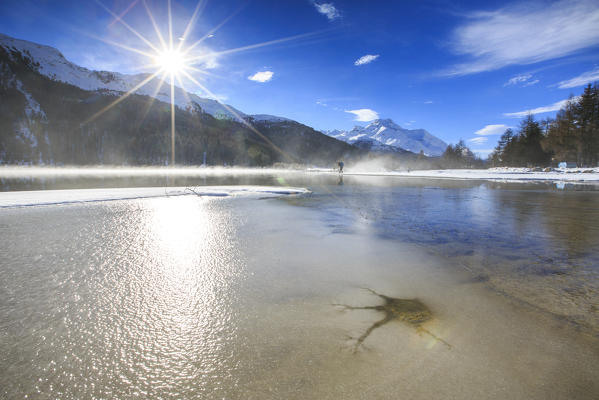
[92,0,311,166]
[155,49,186,74]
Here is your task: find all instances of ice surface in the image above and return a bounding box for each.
[2,189,598,399]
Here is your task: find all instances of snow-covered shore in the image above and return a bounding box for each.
[2,165,599,186]
[342,167,599,183]
[0,186,310,208]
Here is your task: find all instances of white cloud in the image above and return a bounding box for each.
[248,71,274,83]
[468,137,488,145]
[503,97,580,118]
[313,2,340,20]
[345,108,379,121]
[354,54,380,66]
[558,67,599,88]
[443,0,599,76]
[423,100,434,104]
[475,124,511,136]
[505,74,532,86]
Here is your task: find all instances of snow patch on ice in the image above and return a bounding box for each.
[0,186,311,208]
[341,167,599,183]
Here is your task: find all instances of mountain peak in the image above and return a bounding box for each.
[326,118,447,156]
[365,118,402,131]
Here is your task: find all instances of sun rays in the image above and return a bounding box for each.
[86,0,324,165]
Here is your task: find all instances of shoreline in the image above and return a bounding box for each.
[340,167,599,184]
[1,165,598,185]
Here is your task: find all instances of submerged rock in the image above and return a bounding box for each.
[335,288,451,351]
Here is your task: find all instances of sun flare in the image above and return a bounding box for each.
[89,0,317,166]
[155,49,187,75]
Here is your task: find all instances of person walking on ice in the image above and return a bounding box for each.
[337,160,344,174]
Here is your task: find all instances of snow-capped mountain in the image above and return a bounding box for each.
[326,119,447,156]
[0,33,246,120]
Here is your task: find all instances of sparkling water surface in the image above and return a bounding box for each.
[1,170,598,399]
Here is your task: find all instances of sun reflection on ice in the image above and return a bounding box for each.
[139,195,244,305]
[124,196,244,378]
[148,196,212,271]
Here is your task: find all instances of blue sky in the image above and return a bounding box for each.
[1,0,599,156]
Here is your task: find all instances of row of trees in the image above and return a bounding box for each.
[490,83,599,167]
[440,140,484,168]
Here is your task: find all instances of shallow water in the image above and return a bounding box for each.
[1,169,598,399]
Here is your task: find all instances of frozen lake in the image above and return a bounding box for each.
[1,168,598,399]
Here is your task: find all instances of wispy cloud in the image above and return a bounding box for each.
[558,67,599,88]
[505,74,532,86]
[312,2,340,20]
[443,0,599,76]
[316,97,358,112]
[504,73,539,87]
[503,97,580,118]
[475,124,511,135]
[468,137,488,145]
[354,54,380,66]
[248,71,274,83]
[316,100,338,111]
[423,100,434,104]
[345,108,379,121]
[316,96,360,103]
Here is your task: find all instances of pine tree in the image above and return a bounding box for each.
[575,83,599,166]
[489,128,514,166]
[544,85,599,167]
[519,114,551,166]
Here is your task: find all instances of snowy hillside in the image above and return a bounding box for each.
[326,119,447,156]
[248,114,292,123]
[0,33,245,120]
